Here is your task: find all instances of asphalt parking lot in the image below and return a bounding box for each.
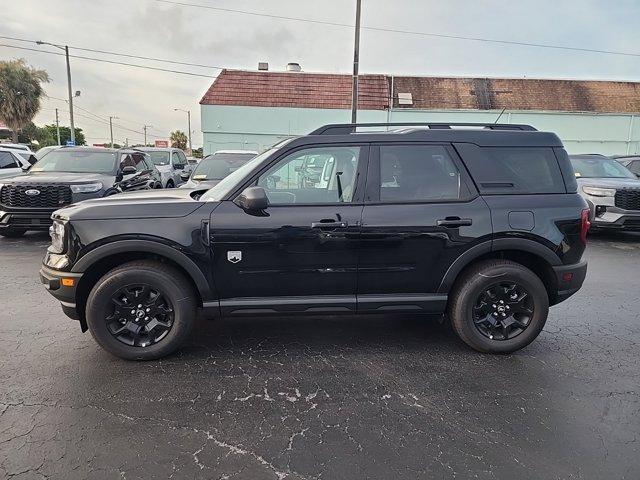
[0,232,639,480]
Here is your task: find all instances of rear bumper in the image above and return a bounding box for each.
[552,260,588,304]
[39,265,83,321]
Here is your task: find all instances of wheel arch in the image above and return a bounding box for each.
[72,240,212,329]
[438,238,561,304]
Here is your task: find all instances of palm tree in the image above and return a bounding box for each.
[170,130,188,150]
[0,59,49,143]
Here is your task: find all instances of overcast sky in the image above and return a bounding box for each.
[2,0,639,148]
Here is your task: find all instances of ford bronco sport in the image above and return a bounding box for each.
[40,123,589,360]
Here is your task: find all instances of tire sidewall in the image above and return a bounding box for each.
[86,267,194,360]
[453,264,549,353]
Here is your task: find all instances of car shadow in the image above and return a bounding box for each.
[588,229,640,243]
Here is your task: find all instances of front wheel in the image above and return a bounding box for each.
[448,260,549,353]
[86,260,196,360]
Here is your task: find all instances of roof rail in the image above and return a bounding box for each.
[309,122,537,135]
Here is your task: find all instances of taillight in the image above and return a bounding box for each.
[580,208,591,244]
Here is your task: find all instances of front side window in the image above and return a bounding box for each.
[256,146,361,204]
[0,152,19,169]
[147,151,170,166]
[379,145,463,202]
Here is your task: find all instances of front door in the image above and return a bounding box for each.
[210,144,369,316]
[357,143,492,312]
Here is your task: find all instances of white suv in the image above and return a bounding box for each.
[0,147,30,180]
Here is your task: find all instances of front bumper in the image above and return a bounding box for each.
[39,265,83,321]
[552,260,588,304]
[0,208,56,231]
[583,196,640,230]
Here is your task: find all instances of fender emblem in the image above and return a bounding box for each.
[227,251,242,263]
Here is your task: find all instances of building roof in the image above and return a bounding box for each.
[200,70,389,110]
[391,77,640,113]
[201,69,640,114]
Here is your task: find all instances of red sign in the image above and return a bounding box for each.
[155,140,169,148]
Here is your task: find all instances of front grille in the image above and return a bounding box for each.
[0,184,73,209]
[615,189,640,211]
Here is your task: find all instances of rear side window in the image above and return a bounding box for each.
[455,144,566,194]
[379,145,465,202]
[0,152,19,169]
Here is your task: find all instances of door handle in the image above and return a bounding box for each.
[436,217,473,227]
[311,220,349,229]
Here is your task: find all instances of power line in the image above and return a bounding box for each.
[0,42,217,77]
[151,0,640,58]
[0,34,225,70]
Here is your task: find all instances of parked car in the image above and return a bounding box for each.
[570,154,640,230]
[0,147,162,237]
[613,155,640,178]
[179,150,258,189]
[0,147,31,180]
[40,122,589,360]
[137,147,188,188]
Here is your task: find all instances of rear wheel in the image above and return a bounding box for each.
[448,260,549,353]
[86,260,196,360]
[0,227,27,238]
[165,180,174,188]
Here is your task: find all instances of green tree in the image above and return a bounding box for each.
[0,59,49,142]
[170,130,188,150]
[42,124,85,146]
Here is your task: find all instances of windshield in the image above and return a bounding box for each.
[30,150,116,173]
[571,157,636,179]
[146,151,171,166]
[192,153,257,181]
[200,148,279,201]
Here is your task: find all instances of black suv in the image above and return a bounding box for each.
[0,147,162,237]
[39,123,589,360]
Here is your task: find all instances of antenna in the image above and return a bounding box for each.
[494,107,507,123]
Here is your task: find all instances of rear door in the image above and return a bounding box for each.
[357,143,492,312]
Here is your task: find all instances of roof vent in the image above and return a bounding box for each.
[258,62,269,71]
[398,92,413,105]
[286,62,302,72]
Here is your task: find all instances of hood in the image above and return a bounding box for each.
[3,171,112,185]
[577,177,640,189]
[53,188,205,221]
[179,178,221,190]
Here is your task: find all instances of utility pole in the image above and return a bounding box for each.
[36,41,76,144]
[143,125,152,146]
[55,108,61,145]
[174,108,192,153]
[350,0,362,124]
[109,116,118,148]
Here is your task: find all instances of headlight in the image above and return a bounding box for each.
[582,186,615,197]
[48,220,66,254]
[70,182,103,194]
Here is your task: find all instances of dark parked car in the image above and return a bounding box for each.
[570,154,640,231]
[0,147,162,237]
[40,123,589,360]
[179,150,258,189]
[614,155,640,178]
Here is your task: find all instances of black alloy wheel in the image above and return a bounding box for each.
[472,282,534,341]
[106,284,174,347]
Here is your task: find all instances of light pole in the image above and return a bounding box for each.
[174,108,192,153]
[109,116,118,148]
[350,0,362,124]
[55,108,61,145]
[36,40,76,144]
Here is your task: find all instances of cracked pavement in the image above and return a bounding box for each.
[1,231,639,479]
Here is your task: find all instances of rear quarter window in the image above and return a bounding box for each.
[455,144,566,194]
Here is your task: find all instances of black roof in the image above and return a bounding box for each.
[293,123,563,148]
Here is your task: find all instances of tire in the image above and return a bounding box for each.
[448,259,549,354]
[165,181,174,189]
[85,260,196,360]
[0,227,27,238]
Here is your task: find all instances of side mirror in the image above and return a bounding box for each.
[174,163,184,170]
[122,165,137,175]
[21,165,30,172]
[235,186,269,211]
